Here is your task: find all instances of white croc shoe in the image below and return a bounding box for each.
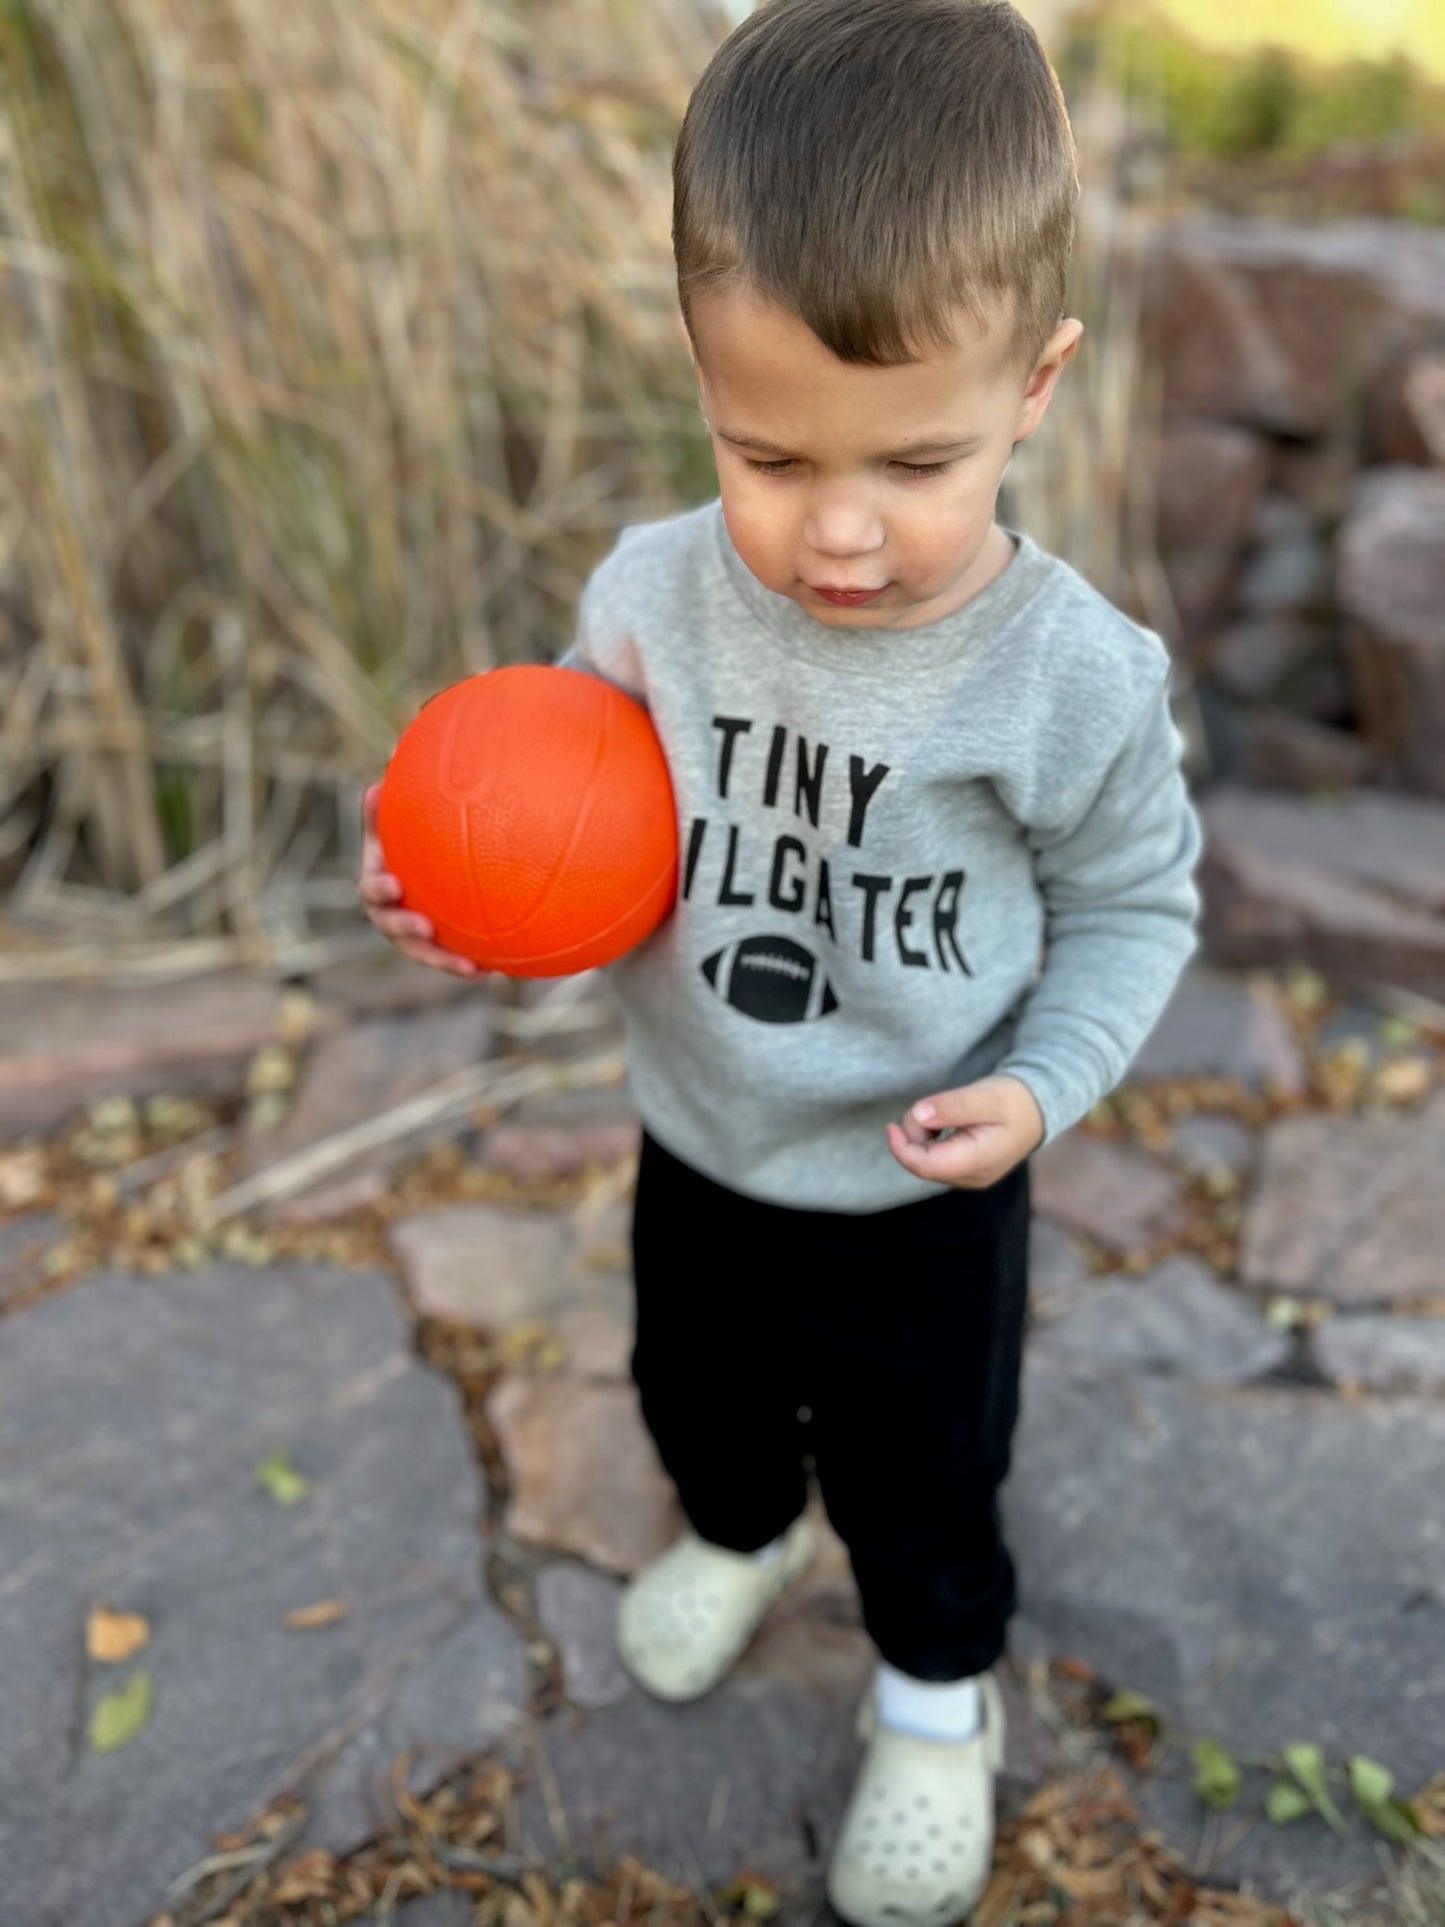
[825,1669,1006,1927]
[614,1512,816,1702]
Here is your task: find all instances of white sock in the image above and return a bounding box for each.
[874,1660,982,1740]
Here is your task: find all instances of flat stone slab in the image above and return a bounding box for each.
[1028,1254,1290,1383]
[388,1201,634,1329]
[1198,787,1445,998]
[490,1374,684,1574]
[1129,967,1305,1091]
[242,1001,493,1222]
[500,1649,1062,1907]
[1030,1131,1187,1251]
[1311,1313,1445,1394]
[1006,1350,1445,1898]
[0,972,339,1141]
[0,1262,527,1927]
[306,935,486,1018]
[479,1089,643,1181]
[1166,1113,1257,1179]
[1239,1088,1445,1303]
[534,1561,635,1710]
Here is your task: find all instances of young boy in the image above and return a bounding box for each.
[360,1,1203,1919]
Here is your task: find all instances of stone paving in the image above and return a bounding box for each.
[0,950,1442,1924]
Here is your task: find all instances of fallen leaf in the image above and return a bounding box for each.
[89,1671,154,1752]
[86,1603,150,1663]
[1191,1737,1242,1809]
[1371,1057,1431,1104]
[284,1599,349,1630]
[1101,1689,1161,1732]
[1280,1741,1349,1835]
[255,1448,312,1505]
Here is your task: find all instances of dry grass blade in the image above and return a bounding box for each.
[193,1043,626,1226]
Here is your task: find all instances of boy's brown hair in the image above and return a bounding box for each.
[673,0,1079,375]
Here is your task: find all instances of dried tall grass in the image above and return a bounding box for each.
[0,0,1172,975]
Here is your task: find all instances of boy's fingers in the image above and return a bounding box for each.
[400,941,479,976]
[886,1120,994,1187]
[369,906,433,941]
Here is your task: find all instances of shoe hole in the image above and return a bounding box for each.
[915,1795,930,1809]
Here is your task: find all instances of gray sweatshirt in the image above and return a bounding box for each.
[557,497,1202,1212]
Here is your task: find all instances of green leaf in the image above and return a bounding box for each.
[88,1671,154,1753]
[1265,1780,1313,1825]
[255,1448,311,1505]
[1281,1742,1349,1835]
[1362,1798,1423,1848]
[1101,1689,1160,1729]
[1191,1737,1242,1809]
[1377,1015,1418,1050]
[1348,1755,1394,1809]
[1348,1758,1423,1847]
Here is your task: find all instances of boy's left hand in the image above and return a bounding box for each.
[885,1074,1045,1189]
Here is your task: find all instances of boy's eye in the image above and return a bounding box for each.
[742,457,954,479]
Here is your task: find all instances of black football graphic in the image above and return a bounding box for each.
[700,934,840,1024]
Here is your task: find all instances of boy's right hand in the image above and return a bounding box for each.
[357,781,484,978]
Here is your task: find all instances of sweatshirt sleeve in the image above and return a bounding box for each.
[993,676,1203,1145]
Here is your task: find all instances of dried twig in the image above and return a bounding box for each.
[193,1045,626,1227]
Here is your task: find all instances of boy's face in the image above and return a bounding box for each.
[686,285,1082,629]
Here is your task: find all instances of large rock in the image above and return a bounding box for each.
[1199,786,1445,997]
[242,1001,494,1221]
[1139,217,1445,439]
[488,1375,683,1574]
[1007,1350,1445,1897]
[387,1200,634,1329]
[1364,345,1445,466]
[1337,466,1445,796]
[1235,710,1374,792]
[478,1089,642,1181]
[1028,1255,1289,1384]
[1153,421,1271,642]
[0,1263,527,1927]
[1129,965,1305,1091]
[0,972,338,1141]
[305,935,488,1017]
[1239,1089,1445,1303]
[1311,1313,1445,1394]
[1030,1132,1186,1252]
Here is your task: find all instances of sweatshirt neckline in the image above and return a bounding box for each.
[707,497,1054,675]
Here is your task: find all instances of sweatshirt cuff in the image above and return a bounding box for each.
[992,1057,1101,1150]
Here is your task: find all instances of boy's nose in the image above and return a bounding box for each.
[801,500,887,558]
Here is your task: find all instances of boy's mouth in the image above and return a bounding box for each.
[809,583,889,605]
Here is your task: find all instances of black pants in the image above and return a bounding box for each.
[628,1126,1032,1681]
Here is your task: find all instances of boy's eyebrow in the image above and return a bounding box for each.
[717,429,985,459]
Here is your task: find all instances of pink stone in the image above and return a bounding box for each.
[488,1375,683,1574]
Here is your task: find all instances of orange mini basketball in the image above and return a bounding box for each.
[376,665,678,976]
